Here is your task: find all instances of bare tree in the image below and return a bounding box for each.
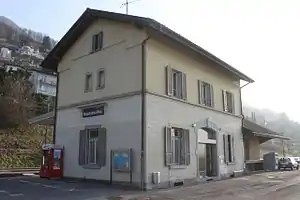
[0,70,36,128]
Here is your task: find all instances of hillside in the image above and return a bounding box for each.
[0,16,56,49]
[0,17,56,169]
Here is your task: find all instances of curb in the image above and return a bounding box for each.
[0,171,39,178]
[0,172,24,178]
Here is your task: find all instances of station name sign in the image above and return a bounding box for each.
[82,105,105,118]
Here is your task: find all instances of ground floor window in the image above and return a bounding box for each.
[165,126,190,166]
[78,126,107,167]
[223,134,235,163]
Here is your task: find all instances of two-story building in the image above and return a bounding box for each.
[41,8,254,190]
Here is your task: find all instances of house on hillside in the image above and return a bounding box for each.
[38,8,255,190]
[2,63,57,97]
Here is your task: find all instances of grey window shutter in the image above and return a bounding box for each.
[222,90,228,112]
[210,85,214,107]
[182,73,187,100]
[165,66,172,95]
[231,135,235,162]
[198,80,202,104]
[97,127,107,167]
[92,35,96,52]
[79,129,86,166]
[231,94,235,114]
[184,129,190,165]
[99,32,103,50]
[165,127,172,166]
[223,134,227,164]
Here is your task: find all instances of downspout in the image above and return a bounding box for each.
[52,71,60,144]
[239,81,251,169]
[240,82,250,117]
[141,37,150,190]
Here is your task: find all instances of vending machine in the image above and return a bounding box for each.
[40,144,64,179]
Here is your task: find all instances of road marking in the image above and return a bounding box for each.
[19,180,30,183]
[0,190,8,193]
[23,173,37,176]
[9,193,24,197]
[42,184,58,189]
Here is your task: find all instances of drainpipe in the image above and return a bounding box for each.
[240,82,250,118]
[239,81,251,169]
[52,71,60,144]
[141,37,150,190]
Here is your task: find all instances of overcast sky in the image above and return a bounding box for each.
[1,0,299,121]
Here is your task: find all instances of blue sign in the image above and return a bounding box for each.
[112,150,131,172]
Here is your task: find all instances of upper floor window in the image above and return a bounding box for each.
[85,73,93,92]
[92,32,103,52]
[198,80,214,107]
[222,90,234,113]
[166,66,187,100]
[97,69,105,90]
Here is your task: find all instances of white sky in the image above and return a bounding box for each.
[3,0,299,121]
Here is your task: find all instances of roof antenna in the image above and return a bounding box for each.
[120,0,141,15]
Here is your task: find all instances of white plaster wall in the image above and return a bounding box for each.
[56,95,142,184]
[145,94,244,186]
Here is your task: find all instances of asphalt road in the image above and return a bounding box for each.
[1,171,300,200]
[0,175,134,200]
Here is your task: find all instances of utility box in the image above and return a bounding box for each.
[263,152,277,171]
[152,172,160,185]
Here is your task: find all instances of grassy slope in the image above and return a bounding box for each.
[0,125,53,168]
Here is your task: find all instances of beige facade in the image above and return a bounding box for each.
[57,19,147,107]
[244,135,261,160]
[146,39,241,116]
[47,9,254,189]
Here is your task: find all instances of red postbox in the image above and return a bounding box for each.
[40,144,64,179]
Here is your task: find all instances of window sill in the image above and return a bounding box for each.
[82,164,102,169]
[84,90,92,93]
[226,162,235,166]
[200,103,214,108]
[169,95,186,101]
[168,165,188,169]
[224,110,234,114]
[96,86,105,90]
[90,49,102,54]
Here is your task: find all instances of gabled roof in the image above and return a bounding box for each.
[42,8,254,83]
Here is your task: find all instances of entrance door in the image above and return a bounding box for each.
[206,144,217,177]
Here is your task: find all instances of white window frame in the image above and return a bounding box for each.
[84,72,93,92]
[96,69,105,90]
[222,90,234,113]
[86,128,99,165]
[165,126,190,167]
[166,66,187,100]
[199,81,214,107]
[223,134,235,164]
[92,32,103,52]
[171,69,183,98]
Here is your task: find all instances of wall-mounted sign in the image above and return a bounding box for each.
[82,105,104,118]
[112,149,132,172]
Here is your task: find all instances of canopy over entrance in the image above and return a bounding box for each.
[29,111,54,125]
[243,119,290,142]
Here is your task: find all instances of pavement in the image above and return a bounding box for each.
[1,171,300,199]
